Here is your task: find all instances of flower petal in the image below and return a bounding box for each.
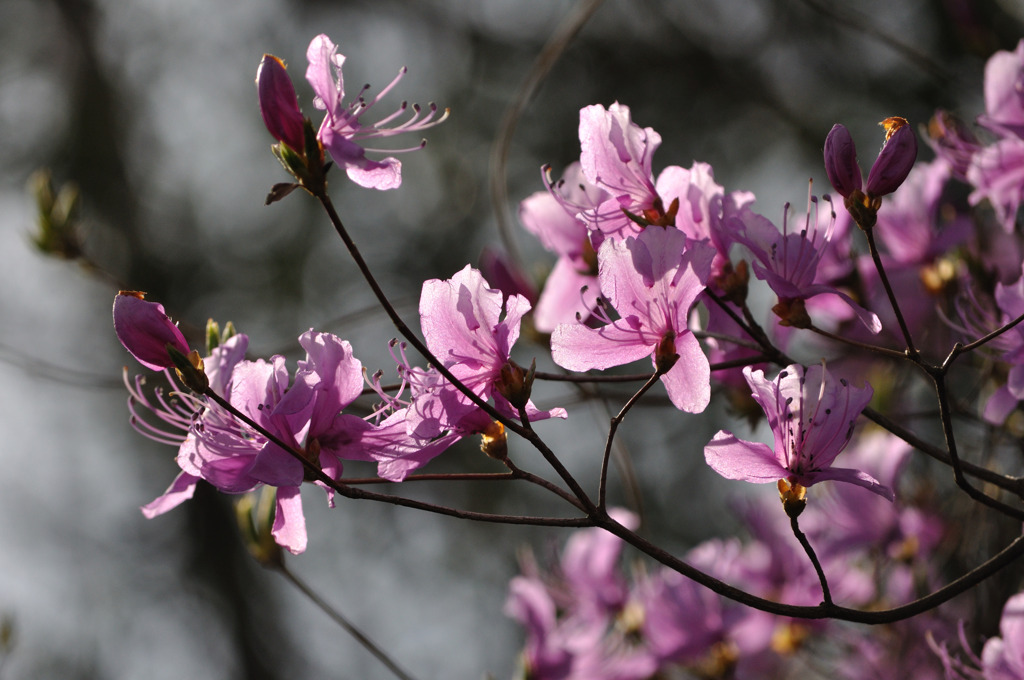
[704,431,785,483]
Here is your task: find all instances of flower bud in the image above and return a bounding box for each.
[167,345,209,393]
[823,124,862,199]
[495,359,535,410]
[771,297,811,328]
[235,487,284,569]
[256,54,306,151]
[654,331,679,374]
[865,118,917,197]
[113,291,191,371]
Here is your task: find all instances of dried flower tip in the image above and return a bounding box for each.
[480,421,507,461]
[880,116,909,141]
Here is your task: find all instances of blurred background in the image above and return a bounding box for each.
[2,0,1024,677]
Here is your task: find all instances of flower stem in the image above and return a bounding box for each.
[314,191,597,513]
[790,514,832,607]
[863,226,919,359]
[599,368,666,511]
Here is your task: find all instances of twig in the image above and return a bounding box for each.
[276,563,419,680]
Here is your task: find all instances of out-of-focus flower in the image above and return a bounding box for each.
[113,291,191,372]
[728,190,881,332]
[305,34,447,190]
[978,39,1024,140]
[926,110,981,181]
[962,40,1024,233]
[967,136,1024,233]
[704,363,893,501]
[551,226,715,413]
[931,591,1024,680]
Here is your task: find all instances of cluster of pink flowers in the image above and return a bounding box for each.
[507,442,948,680]
[110,29,1024,679]
[114,260,564,553]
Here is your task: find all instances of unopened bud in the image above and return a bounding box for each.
[654,331,678,374]
[235,487,284,569]
[823,124,862,199]
[113,291,192,371]
[496,359,535,410]
[256,54,305,151]
[30,169,82,260]
[772,297,811,329]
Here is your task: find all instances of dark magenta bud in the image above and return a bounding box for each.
[113,291,191,371]
[865,118,917,197]
[823,124,862,199]
[256,54,305,151]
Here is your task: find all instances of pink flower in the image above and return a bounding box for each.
[127,331,388,554]
[577,102,663,238]
[520,163,604,331]
[963,40,1024,233]
[704,363,893,501]
[551,226,715,413]
[728,191,882,332]
[419,265,566,422]
[305,34,447,190]
[113,291,191,371]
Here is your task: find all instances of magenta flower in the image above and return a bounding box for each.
[113,291,191,371]
[256,54,306,151]
[305,34,447,190]
[551,226,715,413]
[704,363,893,501]
[728,192,882,332]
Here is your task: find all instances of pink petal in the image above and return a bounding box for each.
[704,431,785,483]
[141,471,199,519]
[550,322,653,372]
[801,467,894,502]
[659,332,710,413]
[345,156,402,191]
[420,266,503,368]
[272,486,308,555]
[305,34,342,118]
[533,258,599,333]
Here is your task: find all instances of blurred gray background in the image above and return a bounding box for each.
[2,0,1023,677]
